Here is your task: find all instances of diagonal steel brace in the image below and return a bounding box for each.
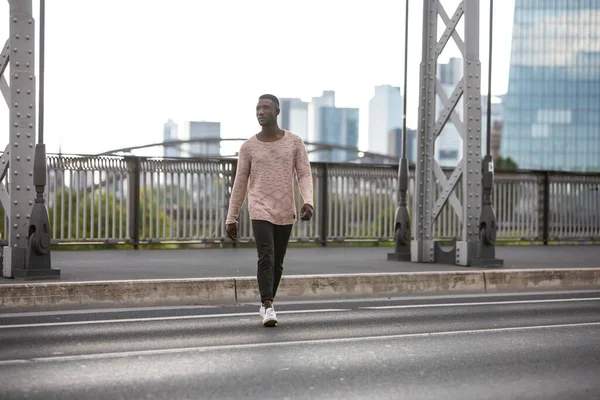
[434,78,465,139]
[432,162,463,222]
[437,2,465,58]
[432,161,463,224]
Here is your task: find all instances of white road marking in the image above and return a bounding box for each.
[2,291,599,318]
[0,321,598,366]
[0,304,223,318]
[0,308,349,329]
[360,297,600,309]
[2,297,598,329]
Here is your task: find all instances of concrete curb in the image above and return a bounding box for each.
[235,271,486,302]
[484,268,600,293]
[1,268,599,311]
[0,278,237,310]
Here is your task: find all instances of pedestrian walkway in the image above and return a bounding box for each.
[2,245,598,283]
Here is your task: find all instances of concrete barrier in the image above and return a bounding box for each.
[0,278,236,310]
[235,271,486,303]
[484,268,600,293]
[1,269,599,311]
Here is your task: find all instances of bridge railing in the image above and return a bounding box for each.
[1,154,598,245]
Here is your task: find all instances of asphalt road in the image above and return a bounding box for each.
[1,291,599,399]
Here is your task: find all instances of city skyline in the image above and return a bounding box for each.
[0,0,515,157]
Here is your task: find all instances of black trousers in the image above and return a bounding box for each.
[252,220,293,303]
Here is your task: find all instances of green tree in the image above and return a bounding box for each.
[48,189,127,240]
[138,187,174,239]
[46,188,173,241]
[494,156,519,171]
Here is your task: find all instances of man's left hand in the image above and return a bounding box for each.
[300,204,314,221]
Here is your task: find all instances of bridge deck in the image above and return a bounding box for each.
[1,246,598,283]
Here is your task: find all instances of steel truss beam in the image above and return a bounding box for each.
[1,39,10,107]
[411,0,501,266]
[2,0,57,278]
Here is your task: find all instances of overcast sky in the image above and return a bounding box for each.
[0,0,515,156]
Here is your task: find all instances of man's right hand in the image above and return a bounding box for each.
[226,223,238,240]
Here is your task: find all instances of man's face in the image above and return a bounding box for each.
[256,99,278,127]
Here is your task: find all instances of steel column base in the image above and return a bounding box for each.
[2,247,26,278]
[474,239,504,268]
[434,242,457,265]
[456,241,504,267]
[411,240,435,263]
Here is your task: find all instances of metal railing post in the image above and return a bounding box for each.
[318,164,329,246]
[126,156,141,249]
[226,159,237,247]
[542,171,550,245]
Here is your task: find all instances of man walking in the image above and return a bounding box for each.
[225,94,314,327]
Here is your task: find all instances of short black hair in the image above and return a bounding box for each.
[259,94,280,108]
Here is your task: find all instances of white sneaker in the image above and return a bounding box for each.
[259,305,266,320]
[262,307,278,327]
[259,304,274,319]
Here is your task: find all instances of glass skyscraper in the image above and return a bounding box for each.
[502,0,600,172]
[318,107,359,163]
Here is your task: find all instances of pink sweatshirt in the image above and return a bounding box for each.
[226,130,314,226]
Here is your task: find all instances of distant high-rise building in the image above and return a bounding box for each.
[186,121,221,158]
[277,98,309,141]
[502,1,600,172]
[481,95,505,160]
[369,85,403,156]
[163,119,180,158]
[308,90,336,144]
[435,57,464,167]
[388,128,417,163]
[316,107,359,163]
[438,57,463,87]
